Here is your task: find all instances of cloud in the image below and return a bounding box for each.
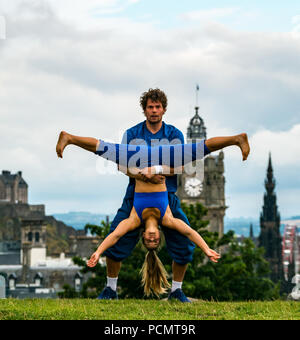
[90,0,141,16]
[224,124,300,167]
[291,14,300,32]
[180,7,239,22]
[1,1,300,218]
[0,15,5,39]
[222,124,300,218]
[291,15,300,25]
[250,124,300,167]
[1,0,141,32]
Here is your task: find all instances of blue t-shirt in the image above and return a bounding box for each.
[122,120,184,199]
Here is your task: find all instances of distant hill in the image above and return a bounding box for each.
[53,211,297,236]
[224,217,260,237]
[53,211,115,230]
[224,216,298,237]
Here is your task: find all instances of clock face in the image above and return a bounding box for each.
[184,177,203,197]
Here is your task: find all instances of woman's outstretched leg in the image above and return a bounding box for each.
[56,130,250,165]
[56,131,99,158]
[205,133,250,161]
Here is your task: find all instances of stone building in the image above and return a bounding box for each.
[176,106,227,235]
[0,170,102,298]
[0,170,28,204]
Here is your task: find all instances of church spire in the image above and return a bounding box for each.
[258,153,283,283]
[187,85,207,141]
[261,152,279,222]
[266,152,275,194]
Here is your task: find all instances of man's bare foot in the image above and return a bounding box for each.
[56,131,70,158]
[236,133,250,161]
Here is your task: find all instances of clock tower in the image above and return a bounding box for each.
[176,104,227,236]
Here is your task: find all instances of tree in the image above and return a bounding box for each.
[181,202,280,301]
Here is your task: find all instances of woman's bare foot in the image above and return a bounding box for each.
[56,131,70,158]
[236,133,250,161]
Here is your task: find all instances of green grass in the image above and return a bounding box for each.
[0,299,300,320]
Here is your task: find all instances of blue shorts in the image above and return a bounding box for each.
[103,193,195,265]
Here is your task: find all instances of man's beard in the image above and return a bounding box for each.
[148,117,162,125]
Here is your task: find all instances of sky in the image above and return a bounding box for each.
[0,0,300,220]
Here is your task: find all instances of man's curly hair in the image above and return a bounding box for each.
[140,88,168,112]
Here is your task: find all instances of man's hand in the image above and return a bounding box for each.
[139,166,155,181]
[139,167,165,184]
[148,175,165,184]
[140,166,155,176]
[119,165,165,183]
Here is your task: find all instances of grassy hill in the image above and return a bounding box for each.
[0,299,299,320]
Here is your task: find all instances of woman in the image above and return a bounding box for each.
[87,162,222,297]
[56,131,250,297]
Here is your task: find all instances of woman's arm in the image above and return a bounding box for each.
[177,222,220,262]
[163,214,220,262]
[87,212,141,267]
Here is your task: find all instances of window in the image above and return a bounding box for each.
[28,232,33,242]
[0,182,6,200]
[34,273,43,286]
[75,278,81,292]
[9,279,15,290]
[74,273,82,292]
[35,232,40,243]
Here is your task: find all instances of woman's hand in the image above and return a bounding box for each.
[205,248,221,263]
[87,251,100,267]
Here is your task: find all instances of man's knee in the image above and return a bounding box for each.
[106,256,122,276]
[106,256,122,266]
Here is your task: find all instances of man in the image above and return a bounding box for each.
[98,88,196,302]
[56,88,250,301]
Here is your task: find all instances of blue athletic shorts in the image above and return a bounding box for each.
[103,193,195,265]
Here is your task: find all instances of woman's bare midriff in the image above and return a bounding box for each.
[135,178,167,193]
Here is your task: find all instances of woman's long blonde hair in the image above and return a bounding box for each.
[140,214,170,297]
